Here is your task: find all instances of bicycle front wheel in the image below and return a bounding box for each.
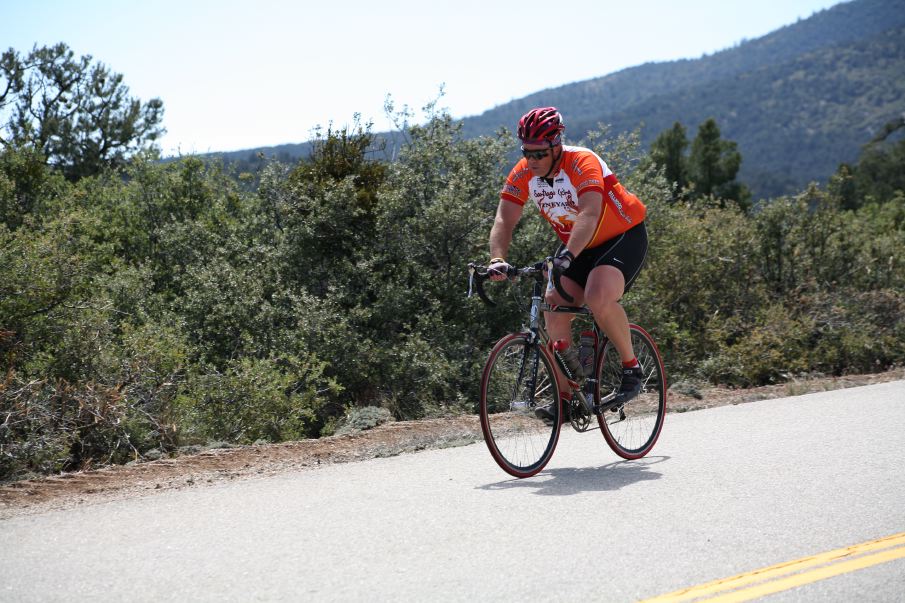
[480,333,561,478]
[595,325,666,459]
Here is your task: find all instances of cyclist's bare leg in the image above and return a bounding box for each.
[584,265,634,363]
[543,274,585,341]
[544,276,585,391]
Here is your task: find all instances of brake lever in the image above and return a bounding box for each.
[467,263,497,307]
[545,257,575,304]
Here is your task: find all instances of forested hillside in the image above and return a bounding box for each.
[598,25,905,196]
[460,0,905,197]
[217,0,905,199]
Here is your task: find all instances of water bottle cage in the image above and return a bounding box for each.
[554,351,583,383]
[554,351,573,380]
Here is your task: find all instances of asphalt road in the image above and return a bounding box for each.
[2,381,904,602]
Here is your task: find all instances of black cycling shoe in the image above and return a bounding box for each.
[615,366,643,404]
[534,402,568,426]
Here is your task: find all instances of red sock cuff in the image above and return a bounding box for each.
[622,358,640,369]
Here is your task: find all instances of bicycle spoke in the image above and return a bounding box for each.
[596,326,666,459]
[480,335,560,477]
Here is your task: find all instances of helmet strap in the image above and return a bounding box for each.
[542,145,563,180]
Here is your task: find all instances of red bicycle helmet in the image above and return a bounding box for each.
[518,107,565,146]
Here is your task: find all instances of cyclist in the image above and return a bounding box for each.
[487,106,648,423]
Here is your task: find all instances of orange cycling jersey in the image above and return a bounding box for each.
[500,145,646,249]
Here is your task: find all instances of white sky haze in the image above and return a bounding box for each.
[1,0,845,155]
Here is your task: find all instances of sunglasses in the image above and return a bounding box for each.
[521,148,551,161]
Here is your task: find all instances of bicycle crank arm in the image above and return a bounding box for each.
[594,392,622,413]
[573,389,596,414]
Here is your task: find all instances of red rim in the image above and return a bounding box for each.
[479,333,562,478]
[596,324,667,459]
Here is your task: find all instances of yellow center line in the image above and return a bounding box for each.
[701,546,905,602]
[639,532,905,603]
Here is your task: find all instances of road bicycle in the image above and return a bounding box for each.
[468,258,667,478]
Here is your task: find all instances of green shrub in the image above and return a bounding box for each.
[336,406,394,435]
[701,304,814,386]
[175,354,339,444]
[0,377,148,481]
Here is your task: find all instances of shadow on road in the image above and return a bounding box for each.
[477,456,669,496]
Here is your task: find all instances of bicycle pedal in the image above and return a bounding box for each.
[596,393,618,412]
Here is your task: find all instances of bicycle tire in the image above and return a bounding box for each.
[594,325,666,459]
[479,333,561,478]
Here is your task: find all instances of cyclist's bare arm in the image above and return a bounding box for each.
[563,190,603,256]
[490,199,523,259]
[489,200,523,280]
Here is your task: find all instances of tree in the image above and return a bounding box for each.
[648,118,749,207]
[830,118,905,209]
[688,118,750,208]
[293,116,387,213]
[278,118,388,297]
[852,131,905,204]
[0,43,164,180]
[649,121,689,199]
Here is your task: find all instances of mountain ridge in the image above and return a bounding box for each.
[206,0,905,199]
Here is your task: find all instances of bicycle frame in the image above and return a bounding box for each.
[470,261,610,426]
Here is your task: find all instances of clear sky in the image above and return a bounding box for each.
[1,0,845,156]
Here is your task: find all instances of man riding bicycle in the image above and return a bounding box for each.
[487,106,648,423]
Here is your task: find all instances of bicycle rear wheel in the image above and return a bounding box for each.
[480,333,561,478]
[595,325,666,459]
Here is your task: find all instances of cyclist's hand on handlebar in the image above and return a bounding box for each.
[552,249,575,274]
[488,259,512,281]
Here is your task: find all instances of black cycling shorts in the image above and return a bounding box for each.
[559,221,648,293]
